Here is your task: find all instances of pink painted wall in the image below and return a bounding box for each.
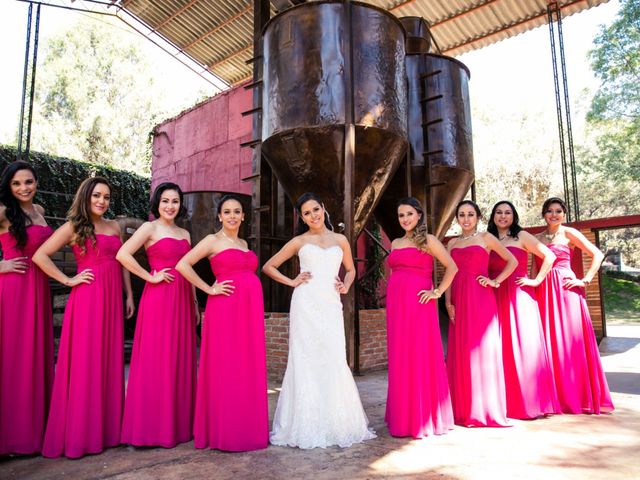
[151,84,254,194]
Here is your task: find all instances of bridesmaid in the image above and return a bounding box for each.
[534,197,613,414]
[176,194,268,451]
[33,177,134,458]
[117,182,198,448]
[385,197,458,438]
[487,200,559,419]
[445,200,517,427]
[0,161,53,455]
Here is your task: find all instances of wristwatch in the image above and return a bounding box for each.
[433,288,441,298]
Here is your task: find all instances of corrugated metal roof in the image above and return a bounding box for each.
[117,0,610,86]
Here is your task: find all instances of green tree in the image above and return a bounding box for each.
[30,18,164,174]
[585,0,640,185]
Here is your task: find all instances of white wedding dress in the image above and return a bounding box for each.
[270,243,376,449]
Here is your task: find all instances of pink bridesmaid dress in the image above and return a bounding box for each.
[535,243,614,414]
[447,245,509,427]
[0,225,54,454]
[121,238,196,447]
[489,247,559,419]
[42,234,125,458]
[194,249,268,451]
[385,248,453,437]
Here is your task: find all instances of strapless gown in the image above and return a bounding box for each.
[0,225,53,454]
[385,247,453,437]
[270,243,376,448]
[121,238,197,447]
[447,245,509,427]
[489,247,559,419]
[535,243,613,414]
[42,234,125,458]
[194,249,268,451]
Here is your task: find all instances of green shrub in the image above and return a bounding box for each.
[1,145,150,226]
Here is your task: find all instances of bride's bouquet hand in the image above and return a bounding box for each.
[291,271,312,287]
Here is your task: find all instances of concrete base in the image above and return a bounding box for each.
[2,325,639,479]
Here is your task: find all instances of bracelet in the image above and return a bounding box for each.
[433,288,441,298]
[582,278,591,285]
[492,279,500,288]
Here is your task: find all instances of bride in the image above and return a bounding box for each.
[262,192,376,449]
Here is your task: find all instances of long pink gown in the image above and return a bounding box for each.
[447,245,509,427]
[0,225,54,454]
[489,247,559,419]
[42,234,125,458]
[121,238,196,447]
[385,248,453,437]
[194,249,268,451]
[535,243,614,414]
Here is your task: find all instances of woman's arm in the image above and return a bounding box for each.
[444,237,457,321]
[176,235,234,296]
[116,222,174,284]
[32,222,95,286]
[262,237,311,287]
[419,235,458,304]
[479,233,517,287]
[564,227,605,288]
[335,235,355,294]
[516,231,556,287]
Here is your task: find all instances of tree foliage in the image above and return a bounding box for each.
[30,19,163,174]
[585,0,640,185]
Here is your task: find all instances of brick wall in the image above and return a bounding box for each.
[265,309,389,380]
[358,309,388,371]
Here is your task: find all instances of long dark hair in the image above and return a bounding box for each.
[67,176,111,252]
[295,192,333,235]
[150,182,187,219]
[397,197,428,251]
[0,161,38,248]
[487,200,523,239]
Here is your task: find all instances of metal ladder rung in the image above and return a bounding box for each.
[244,79,263,90]
[420,94,443,103]
[240,138,262,148]
[245,55,263,65]
[241,106,262,117]
[423,149,443,156]
[422,118,443,127]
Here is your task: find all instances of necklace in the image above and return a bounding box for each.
[220,229,243,247]
[544,229,560,241]
[498,232,510,241]
[460,231,479,240]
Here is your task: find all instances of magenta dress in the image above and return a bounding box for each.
[489,247,559,419]
[0,225,54,455]
[447,245,509,427]
[535,243,614,414]
[42,234,124,458]
[121,238,196,447]
[385,248,453,437]
[194,249,268,451]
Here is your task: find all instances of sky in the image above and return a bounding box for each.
[0,0,621,149]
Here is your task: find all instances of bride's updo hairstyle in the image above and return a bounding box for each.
[397,197,429,251]
[295,192,334,235]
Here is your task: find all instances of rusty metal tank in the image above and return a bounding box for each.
[375,17,474,240]
[261,0,408,237]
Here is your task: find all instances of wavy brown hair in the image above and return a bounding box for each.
[67,176,111,253]
[397,197,428,251]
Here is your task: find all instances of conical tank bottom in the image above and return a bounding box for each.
[262,124,407,236]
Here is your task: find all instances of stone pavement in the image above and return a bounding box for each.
[2,324,639,480]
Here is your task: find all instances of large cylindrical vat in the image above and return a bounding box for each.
[261,0,407,236]
[375,17,474,240]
